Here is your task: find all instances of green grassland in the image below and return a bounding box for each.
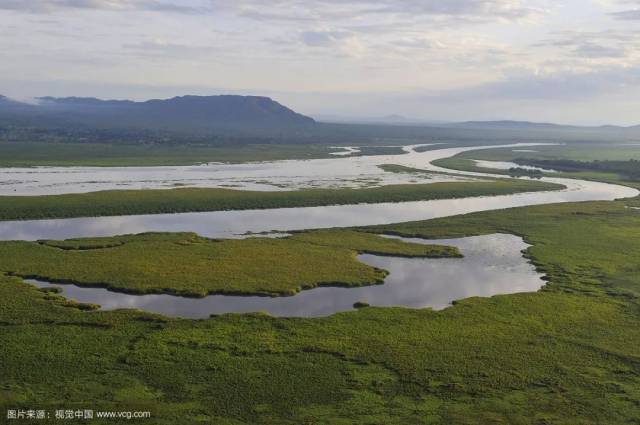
[0,179,562,221]
[434,143,640,174]
[2,142,640,423]
[377,164,435,174]
[377,163,467,178]
[0,142,333,167]
[462,143,640,162]
[2,198,640,424]
[431,156,506,175]
[0,142,408,167]
[433,144,640,187]
[0,231,459,297]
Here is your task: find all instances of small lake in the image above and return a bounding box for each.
[25,234,544,318]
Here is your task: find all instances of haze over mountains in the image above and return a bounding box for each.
[1,94,640,141]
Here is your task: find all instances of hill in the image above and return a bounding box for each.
[0,95,315,134]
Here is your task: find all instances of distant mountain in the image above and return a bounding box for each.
[3,95,640,144]
[315,113,447,126]
[0,95,31,108]
[0,95,315,134]
[448,120,585,131]
[443,120,640,138]
[38,96,135,108]
[446,120,639,133]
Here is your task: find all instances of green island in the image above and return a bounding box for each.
[432,156,514,175]
[0,179,562,221]
[0,231,459,297]
[377,164,438,174]
[2,195,640,424]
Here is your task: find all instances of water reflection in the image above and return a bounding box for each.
[25,234,544,318]
[0,177,635,241]
[0,143,637,241]
[0,143,467,195]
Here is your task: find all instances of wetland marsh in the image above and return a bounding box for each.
[2,141,640,424]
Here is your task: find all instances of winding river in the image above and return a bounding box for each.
[0,144,636,241]
[4,143,638,317]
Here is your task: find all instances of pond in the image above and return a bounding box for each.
[25,234,544,318]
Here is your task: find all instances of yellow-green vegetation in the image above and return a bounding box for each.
[460,143,640,162]
[377,164,434,174]
[0,231,459,297]
[0,142,409,167]
[289,229,460,258]
[368,199,640,298]
[432,156,510,175]
[2,199,640,423]
[434,143,640,178]
[0,179,562,221]
[0,142,339,166]
[378,163,473,178]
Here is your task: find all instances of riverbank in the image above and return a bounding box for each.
[3,143,640,423]
[0,179,561,221]
[3,197,640,424]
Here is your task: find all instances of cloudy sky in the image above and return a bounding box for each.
[2,0,640,124]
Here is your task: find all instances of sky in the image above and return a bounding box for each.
[2,0,640,125]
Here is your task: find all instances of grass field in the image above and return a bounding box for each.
[2,141,639,423]
[0,179,562,221]
[0,142,408,167]
[2,197,640,424]
[432,156,506,175]
[434,143,640,173]
[461,143,640,162]
[0,231,459,297]
[433,144,640,186]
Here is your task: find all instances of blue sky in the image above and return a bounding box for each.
[2,0,640,124]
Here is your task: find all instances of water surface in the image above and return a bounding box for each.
[25,234,544,318]
[1,144,636,241]
[0,144,468,195]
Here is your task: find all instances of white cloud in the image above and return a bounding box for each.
[2,0,640,123]
[0,0,202,13]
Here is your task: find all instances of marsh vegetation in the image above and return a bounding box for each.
[2,199,640,424]
[0,230,459,297]
[2,141,640,423]
[0,179,561,221]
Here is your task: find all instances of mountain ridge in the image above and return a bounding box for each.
[2,95,638,129]
[0,94,315,133]
[2,94,640,140]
